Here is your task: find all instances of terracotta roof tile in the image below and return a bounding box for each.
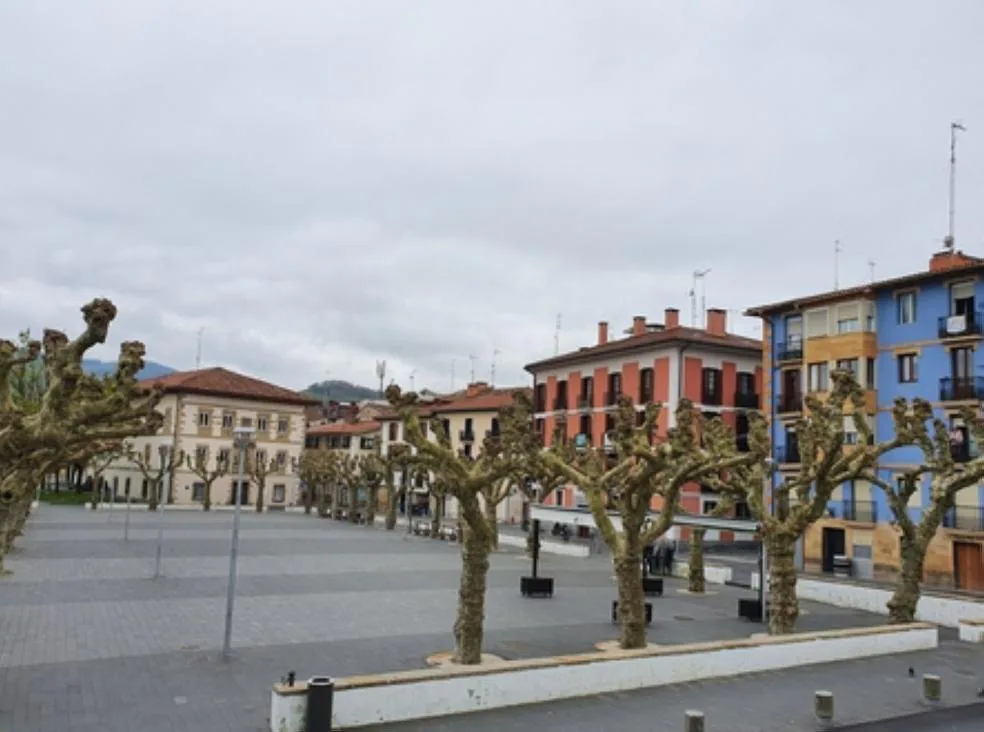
[306,420,382,437]
[429,387,531,414]
[140,367,318,407]
[524,327,760,372]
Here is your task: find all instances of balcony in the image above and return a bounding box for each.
[777,339,804,362]
[839,500,877,523]
[577,396,592,412]
[775,443,801,464]
[604,390,621,407]
[938,310,984,339]
[943,506,984,532]
[735,391,759,409]
[552,396,568,411]
[951,439,972,463]
[459,429,475,443]
[485,428,500,440]
[701,388,723,406]
[778,391,803,413]
[940,376,984,402]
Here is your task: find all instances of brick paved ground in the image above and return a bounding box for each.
[0,506,976,732]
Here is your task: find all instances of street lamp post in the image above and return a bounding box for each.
[222,426,253,662]
[153,446,173,579]
[124,480,132,541]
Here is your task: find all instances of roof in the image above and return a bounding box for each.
[306,420,382,437]
[428,387,531,414]
[524,326,761,372]
[140,367,318,407]
[745,252,984,317]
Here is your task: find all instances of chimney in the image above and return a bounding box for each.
[706,308,727,336]
[598,321,609,345]
[632,315,646,336]
[664,308,680,329]
[929,249,981,273]
[465,381,490,397]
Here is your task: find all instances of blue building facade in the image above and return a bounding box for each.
[749,249,984,590]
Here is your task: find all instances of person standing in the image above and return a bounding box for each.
[663,537,677,576]
[642,542,654,576]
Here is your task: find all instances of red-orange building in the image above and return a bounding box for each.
[524,308,762,533]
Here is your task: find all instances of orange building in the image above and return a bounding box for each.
[524,308,762,534]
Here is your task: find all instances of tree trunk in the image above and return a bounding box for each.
[347,483,359,524]
[688,528,706,593]
[147,479,159,512]
[453,525,491,664]
[767,532,798,635]
[255,482,265,513]
[304,484,314,515]
[614,542,648,649]
[202,483,212,511]
[384,488,399,530]
[887,532,926,623]
[430,495,443,538]
[365,486,377,527]
[487,513,499,550]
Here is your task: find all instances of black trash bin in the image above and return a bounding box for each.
[307,676,335,731]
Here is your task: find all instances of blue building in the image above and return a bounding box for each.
[747,248,984,591]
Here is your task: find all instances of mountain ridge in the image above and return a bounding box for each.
[303,380,381,402]
[83,359,175,380]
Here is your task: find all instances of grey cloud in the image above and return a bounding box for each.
[2,1,984,392]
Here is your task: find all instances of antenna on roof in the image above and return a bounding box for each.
[195,328,204,369]
[834,240,842,290]
[375,360,386,399]
[554,313,562,355]
[867,260,876,283]
[468,354,478,383]
[946,121,966,251]
[691,270,710,327]
[490,348,501,387]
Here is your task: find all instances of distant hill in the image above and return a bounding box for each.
[83,359,176,380]
[304,379,380,402]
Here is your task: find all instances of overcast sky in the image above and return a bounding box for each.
[2,1,983,394]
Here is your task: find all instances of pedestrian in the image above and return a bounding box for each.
[663,538,676,576]
[642,542,654,576]
[654,541,665,577]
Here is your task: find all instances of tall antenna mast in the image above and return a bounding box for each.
[692,270,710,326]
[468,354,478,383]
[375,360,386,399]
[867,260,876,283]
[946,121,966,250]
[195,327,204,369]
[490,348,501,387]
[553,313,562,355]
[834,240,842,290]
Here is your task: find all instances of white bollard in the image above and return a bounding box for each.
[815,690,834,721]
[923,674,941,702]
[684,709,705,732]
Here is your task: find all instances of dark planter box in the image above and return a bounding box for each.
[611,600,653,625]
[738,598,770,622]
[520,576,554,598]
[642,577,664,596]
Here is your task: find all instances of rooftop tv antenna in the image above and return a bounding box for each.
[691,269,710,327]
[468,354,478,383]
[867,260,876,283]
[945,121,966,250]
[195,328,204,369]
[375,360,386,399]
[490,348,501,387]
[554,313,562,355]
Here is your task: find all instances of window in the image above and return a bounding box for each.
[360,437,375,449]
[805,309,829,338]
[835,358,858,375]
[701,367,722,405]
[388,423,398,441]
[341,437,351,449]
[952,347,973,379]
[807,362,829,392]
[489,418,500,437]
[639,368,654,403]
[554,380,568,410]
[737,372,755,394]
[735,501,752,519]
[534,383,547,412]
[534,418,545,436]
[272,484,286,503]
[866,358,875,389]
[275,450,288,468]
[124,477,131,496]
[194,445,208,466]
[257,416,269,432]
[192,482,205,501]
[218,448,230,466]
[785,315,803,345]
[897,291,917,324]
[277,418,289,435]
[836,317,860,333]
[580,376,594,405]
[554,489,564,506]
[606,373,622,404]
[240,416,253,428]
[221,412,234,429]
[304,435,319,448]
[255,450,267,466]
[897,353,917,383]
[950,280,975,316]
[463,443,473,459]
[197,411,210,427]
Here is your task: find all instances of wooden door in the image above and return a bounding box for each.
[953,541,984,592]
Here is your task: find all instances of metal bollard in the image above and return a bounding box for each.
[815,690,834,721]
[307,676,335,731]
[684,709,705,732]
[923,674,942,702]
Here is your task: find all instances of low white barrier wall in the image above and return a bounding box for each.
[497,533,590,558]
[270,623,937,731]
[794,577,984,629]
[671,561,733,585]
[958,618,984,643]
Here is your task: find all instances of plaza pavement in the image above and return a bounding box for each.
[0,506,975,732]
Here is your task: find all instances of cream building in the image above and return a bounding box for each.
[99,367,317,508]
[304,420,382,458]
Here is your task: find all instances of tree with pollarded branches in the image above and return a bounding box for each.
[359,451,386,527]
[703,370,910,634]
[683,496,737,593]
[129,443,183,511]
[0,300,164,568]
[336,454,364,523]
[866,400,984,623]
[244,447,279,513]
[186,446,230,511]
[389,384,540,664]
[86,441,127,509]
[542,395,762,650]
[297,450,327,514]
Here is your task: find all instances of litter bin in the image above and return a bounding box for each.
[832,555,852,578]
[307,676,335,731]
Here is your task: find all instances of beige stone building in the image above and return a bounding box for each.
[304,420,382,458]
[99,367,317,508]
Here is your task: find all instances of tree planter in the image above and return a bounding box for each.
[642,577,664,596]
[738,598,770,623]
[612,600,652,625]
[520,576,554,597]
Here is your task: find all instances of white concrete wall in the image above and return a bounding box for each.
[268,624,935,730]
[671,561,733,585]
[958,620,984,643]
[497,533,590,558]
